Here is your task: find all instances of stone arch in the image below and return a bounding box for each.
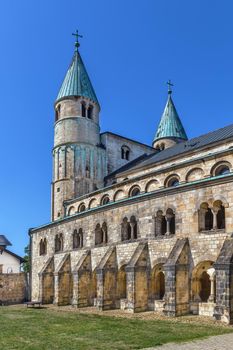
[57,254,73,305]
[88,198,98,209]
[185,167,204,182]
[128,185,141,197]
[145,179,158,193]
[150,264,165,300]
[40,257,54,304]
[192,260,215,303]
[100,194,110,206]
[211,161,232,177]
[164,174,180,188]
[78,202,86,213]
[68,206,75,216]
[114,189,125,201]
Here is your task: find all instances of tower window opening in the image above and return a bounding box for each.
[55,105,61,121]
[121,146,130,160]
[81,102,86,117]
[87,105,93,119]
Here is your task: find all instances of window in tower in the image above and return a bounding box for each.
[55,104,61,121]
[81,102,86,117]
[121,145,130,160]
[87,105,93,119]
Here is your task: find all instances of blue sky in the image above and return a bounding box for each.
[0,0,233,255]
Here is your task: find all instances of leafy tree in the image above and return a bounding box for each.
[22,244,30,273]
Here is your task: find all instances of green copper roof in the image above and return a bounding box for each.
[56,48,99,104]
[153,94,187,142]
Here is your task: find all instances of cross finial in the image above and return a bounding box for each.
[72,30,83,49]
[167,80,174,95]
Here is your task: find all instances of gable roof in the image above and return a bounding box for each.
[111,123,233,176]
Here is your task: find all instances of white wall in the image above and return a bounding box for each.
[0,251,21,273]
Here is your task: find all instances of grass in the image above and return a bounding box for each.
[0,306,232,350]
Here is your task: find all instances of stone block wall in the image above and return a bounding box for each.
[0,273,28,304]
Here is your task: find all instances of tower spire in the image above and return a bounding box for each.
[152,82,188,150]
[56,32,98,104]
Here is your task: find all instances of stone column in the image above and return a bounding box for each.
[96,269,104,310]
[72,272,78,307]
[212,207,219,230]
[53,273,59,305]
[125,266,135,312]
[130,223,134,239]
[207,267,215,303]
[165,214,173,235]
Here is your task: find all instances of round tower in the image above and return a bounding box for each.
[52,32,106,221]
[152,82,188,150]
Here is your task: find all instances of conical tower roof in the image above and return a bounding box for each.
[56,35,98,104]
[153,93,187,143]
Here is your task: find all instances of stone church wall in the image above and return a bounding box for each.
[0,273,28,304]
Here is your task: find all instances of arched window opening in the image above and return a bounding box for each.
[157,271,165,299]
[87,105,93,119]
[200,271,211,302]
[101,195,110,206]
[95,223,107,246]
[167,176,179,187]
[121,146,130,160]
[39,238,47,256]
[78,203,86,213]
[73,228,83,249]
[55,105,60,121]
[129,186,140,197]
[199,203,213,231]
[95,224,102,245]
[192,261,215,303]
[217,205,225,229]
[121,216,137,241]
[155,209,175,236]
[68,206,75,216]
[205,208,213,230]
[81,102,86,117]
[55,233,63,253]
[212,162,231,177]
[213,200,226,230]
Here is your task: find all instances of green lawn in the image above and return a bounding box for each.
[0,306,232,350]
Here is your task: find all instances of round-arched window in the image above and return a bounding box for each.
[101,195,110,205]
[78,203,86,212]
[166,176,180,188]
[129,186,140,197]
[215,165,230,176]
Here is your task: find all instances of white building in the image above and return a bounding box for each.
[0,235,23,273]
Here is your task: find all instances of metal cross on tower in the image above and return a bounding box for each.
[167,80,174,95]
[72,30,83,49]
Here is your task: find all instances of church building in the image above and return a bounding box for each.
[30,33,233,324]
